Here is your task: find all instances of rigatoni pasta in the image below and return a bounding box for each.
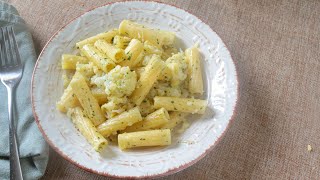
[113,35,131,49]
[57,83,107,113]
[144,41,162,55]
[81,44,115,73]
[57,20,208,152]
[123,108,169,132]
[94,39,125,63]
[97,107,142,137]
[186,46,203,94]
[61,54,88,69]
[56,83,80,113]
[119,20,175,46]
[154,96,207,114]
[130,54,165,105]
[70,73,106,126]
[118,129,171,150]
[68,107,108,152]
[119,39,144,68]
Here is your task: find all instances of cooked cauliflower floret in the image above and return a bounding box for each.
[105,66,137,97]
[158,53,187,85]
[147,82,182,99]
[91,74,105,89]
[166,53,187,87]
[156,82,181,97]
[92,66,137,118]
[91,65,137,97]
[101,97,135,118]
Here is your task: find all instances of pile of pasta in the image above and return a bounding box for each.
[57,20,207,152]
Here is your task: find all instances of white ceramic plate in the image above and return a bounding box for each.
[32,1,238,178]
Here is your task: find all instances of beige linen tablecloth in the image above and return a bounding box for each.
[9,0,320,179]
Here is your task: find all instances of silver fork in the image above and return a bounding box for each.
[0,26,24,180]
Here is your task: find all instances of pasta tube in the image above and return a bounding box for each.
[56,83,80,113]
[158,65,172,81]
[76,29,118,48]
[70,73,106,126]
[144,41,162,55]
[130,55,166,105]
[134,67,145,79]
[118,129,171,150]
[119,20,175,46]
[56,81,107,112]
[113,35,131,49]
[119,39,144,68]
[97,107,142,137]
[94,39,125,63]
[61,54,88,69]
[186,46,203,94]
[123,108,169,132]
[81,44,115,73]
[68,107,108,152]
[154,96,207,114]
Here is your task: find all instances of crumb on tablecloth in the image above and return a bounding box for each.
[307,145,312,152]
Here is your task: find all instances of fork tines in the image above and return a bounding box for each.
[0,26,21,69]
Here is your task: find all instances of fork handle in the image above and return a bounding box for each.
[6,86,23,180]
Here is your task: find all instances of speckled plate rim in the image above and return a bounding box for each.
[31,1,239,179]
